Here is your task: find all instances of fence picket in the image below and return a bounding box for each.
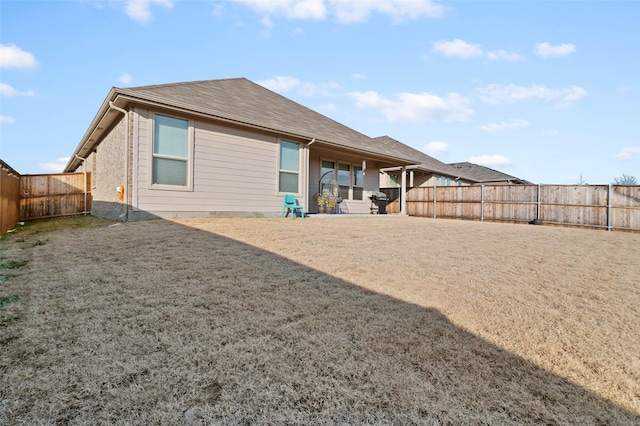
[383,184,640,231]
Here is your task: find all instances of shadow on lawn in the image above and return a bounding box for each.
[1,217,638,424]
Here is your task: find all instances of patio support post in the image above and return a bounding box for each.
[400,166,407,215]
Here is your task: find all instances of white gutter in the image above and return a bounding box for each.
[109,101,129,221]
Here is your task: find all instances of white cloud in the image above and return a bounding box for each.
[262,15,275,27]
[0,43,39,69]
[0,115,16,123]
[615,146,640,160]
[258,75,302,92]
[432,40,522,61]
[39,157,70,173]
[318,103,337,111]
[118,73,133,85]
[0,83,35,97]
[329,0,446,23]
[124,0,173,23]
[230,0,327,20]
[468,154,512,167]
[349,90,473,123]
[432,39,483,59]
[535,42,575,58]
[352,73,366,79]
[293,26,304,35]
[560,85,587,102]
[230,0,445,23]
[424,141,448,155]
[212,3,225,17]
[480,118,530,133]
[476,83,587,107]
[486,49,523,62]
[257,75,341,97]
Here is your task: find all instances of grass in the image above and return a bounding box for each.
[0,215,638,424]
[0,215,113,242]
[0,260,29,269]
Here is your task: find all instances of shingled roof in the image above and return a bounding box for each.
[372,136,479,182]
[448,162,532,184]
[67,78,422,172]
[121,78,423,162]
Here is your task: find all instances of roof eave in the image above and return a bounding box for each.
[65,88,419,171]
[65,87,122,172]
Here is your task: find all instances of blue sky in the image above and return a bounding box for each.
[1,0,638,184]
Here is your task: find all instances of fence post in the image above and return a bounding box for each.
[433,185,437,219]
[607,184,611,231]
[537,184,541,221]
[481,184,485,222]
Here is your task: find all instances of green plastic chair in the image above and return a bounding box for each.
[282,194,305,218]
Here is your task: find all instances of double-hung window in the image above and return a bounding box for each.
[153,114,189,187]
[338,163,350,199]
[321,159,366,201]
[353,165,364,200]
[279,140,300,193]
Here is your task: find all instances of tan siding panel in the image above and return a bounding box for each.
[136,115,283,214]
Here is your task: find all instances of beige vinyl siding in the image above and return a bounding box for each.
[135,111,284,215]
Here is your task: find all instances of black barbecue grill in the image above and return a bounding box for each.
[369,192,389,214]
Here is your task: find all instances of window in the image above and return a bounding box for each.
[320,159,366,201]
[153,115,189,186]
[321,160,335,185]
[353,165,364,200]
[279,140,300,193]
[440,176,452,186]
[338,163,350,199]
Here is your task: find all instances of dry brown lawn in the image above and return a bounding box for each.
[1,215,639,424]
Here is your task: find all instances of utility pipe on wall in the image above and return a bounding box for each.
[109,101,129,221]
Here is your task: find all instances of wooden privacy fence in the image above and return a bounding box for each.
[20,173,91,221]
[384,185,640,231]
[1,160,21,235]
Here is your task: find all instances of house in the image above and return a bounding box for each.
[373,136,480,189]
[65,78,439,220]
[448,162,532,185]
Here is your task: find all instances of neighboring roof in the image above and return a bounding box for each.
[372,136,479,182]
[448,162,533,184]
[66,78,421,172]
[1,159,21,177]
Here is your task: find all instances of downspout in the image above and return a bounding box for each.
[74,154,87,216]
[109,101,129,221]
[305,138,316,213]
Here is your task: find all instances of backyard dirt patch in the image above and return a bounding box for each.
[1,215,639,424]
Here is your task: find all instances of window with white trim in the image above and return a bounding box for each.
[279,140,300,193]
[153,114,189,186]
